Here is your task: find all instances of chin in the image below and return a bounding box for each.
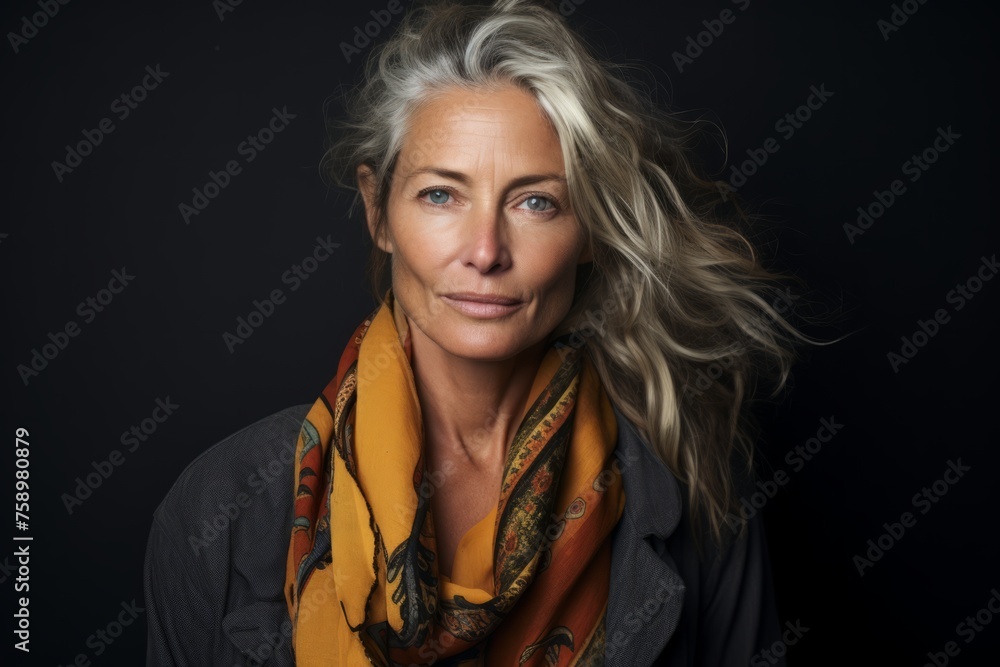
[425,320,543,363]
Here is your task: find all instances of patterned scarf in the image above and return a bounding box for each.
[284,289,624,666]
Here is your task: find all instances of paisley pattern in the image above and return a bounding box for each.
[284,289,625,666]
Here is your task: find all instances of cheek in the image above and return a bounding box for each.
[528,236,584,295]
[385,211,441,280]
[391,237,451,289]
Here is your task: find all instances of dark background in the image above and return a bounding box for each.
[2,0,998,664]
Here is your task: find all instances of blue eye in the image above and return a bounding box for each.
[420,188,451,205]
[518,196,554,212]
[416,187,559,215]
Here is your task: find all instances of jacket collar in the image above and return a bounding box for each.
[605,404,686,666]
[220,404,687,665]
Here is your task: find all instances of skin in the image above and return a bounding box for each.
[357,84,592,577]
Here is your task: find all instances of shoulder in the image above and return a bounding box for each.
[150,404,310,542]
[149,403,310,569]
[144,404,310,665]
[655,451,785,665]
[608,408,785,666]
[665,486,794,667]
[605,409,686,664]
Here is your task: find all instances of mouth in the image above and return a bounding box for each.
[441,292,525,319]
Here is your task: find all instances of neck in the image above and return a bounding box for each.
[407,322,548,473]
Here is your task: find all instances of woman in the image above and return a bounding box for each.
[145,0,822,664]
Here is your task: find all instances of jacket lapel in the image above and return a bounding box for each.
[219,404,686,665]
[606,405,686,666]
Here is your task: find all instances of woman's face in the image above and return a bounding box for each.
[361,84,590,362]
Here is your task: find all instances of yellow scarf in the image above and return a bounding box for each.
[285,289,624,665]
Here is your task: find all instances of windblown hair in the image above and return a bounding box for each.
[321,0,834,548]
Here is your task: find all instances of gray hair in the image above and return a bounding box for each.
[321,0,833,547]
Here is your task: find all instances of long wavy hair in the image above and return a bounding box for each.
[321,0,836,548]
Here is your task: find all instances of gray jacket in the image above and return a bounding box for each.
[144,404,787,666]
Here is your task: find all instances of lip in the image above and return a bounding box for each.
[441,292,524,319]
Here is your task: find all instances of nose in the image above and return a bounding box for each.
[462,203,511,274]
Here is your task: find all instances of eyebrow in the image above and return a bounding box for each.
[405,167,566,190]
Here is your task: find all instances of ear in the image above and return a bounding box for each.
[357,164,393,254]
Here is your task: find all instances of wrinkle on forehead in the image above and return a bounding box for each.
[396,84,563,180]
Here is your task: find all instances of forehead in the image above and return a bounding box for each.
[396,85,564,176]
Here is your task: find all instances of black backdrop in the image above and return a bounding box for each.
[3,0,998,664]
